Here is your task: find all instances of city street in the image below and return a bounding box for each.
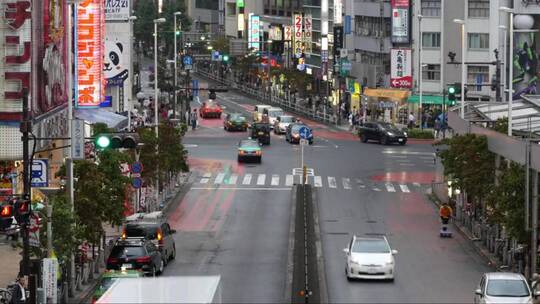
[160,77,493,302]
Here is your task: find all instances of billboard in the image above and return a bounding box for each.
[248,14,260,51]
[77,0,106,107]
[293,14,303,56]
[334,0,343,25]
[514,0,540,14]
[104,35,130,86]
[304,14,312,54]
[105,0,130,21]
[390,48,412,88]
[0,0,33,120]
[391,0,410,44]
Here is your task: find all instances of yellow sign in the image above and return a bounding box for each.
[354,82,361,95]
[363,88,410,100]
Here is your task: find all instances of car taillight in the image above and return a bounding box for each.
[239,150,245,155]
[121,230,126,239]
[135,256,151,263]
[107,257,119,264]
[255,151,262,156]
[157,229,163,245]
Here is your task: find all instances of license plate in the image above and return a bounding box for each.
[368,267,377,274]
[258,132,264,135]
[398,138,403,142]
[122,263,133,269]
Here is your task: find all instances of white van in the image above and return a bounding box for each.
[263,107,284,126]
[253,105,271,122]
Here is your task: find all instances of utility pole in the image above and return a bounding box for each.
[20,89,31,277]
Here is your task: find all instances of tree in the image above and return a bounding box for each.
[161,0,192,58]
[492,117,508,134]
[211,37,230,54]
[133,1,158,55]
[49,193,80,262]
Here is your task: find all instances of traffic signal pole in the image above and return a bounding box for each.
[21,89,31,277]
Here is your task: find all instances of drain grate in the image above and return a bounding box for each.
[326,232,349,235]
[324,220,338,222]
[366,220,377,223]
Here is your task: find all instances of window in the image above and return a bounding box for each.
[354,16,387,38]
[421,0,441,17]
[195,0,218,10]
[226,3,236,16]
[422,64,440,81]
[468,33,489,49]
[422,32,440,48]
[469,0,489,18]
[468,66,489,91]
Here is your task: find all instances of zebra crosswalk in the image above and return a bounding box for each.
[193,172,430,194]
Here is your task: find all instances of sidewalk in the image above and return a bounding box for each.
[0,238,21,288]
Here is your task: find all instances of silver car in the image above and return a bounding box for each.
[273,115,295,134]
[474,272,539,304]
[343,235,397,281]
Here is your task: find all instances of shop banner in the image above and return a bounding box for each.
[248,14,260,51]
[304,14,312,54]
[293,14,303,56]
[105,0,130,21]
[391,0,410,44]
[390,48,412,88]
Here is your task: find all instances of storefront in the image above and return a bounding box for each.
[407,94,446,127]
[362,88,410,123]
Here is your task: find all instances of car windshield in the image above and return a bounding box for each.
[280,116,294,123]
[268,110,283,117]
[206,102,219,109]
[240,141,259,148]
[292,124,307,132]
[125,225,158,239]
[231,114,246,121]
[486,279,530,297]
[352,239,390,253]
[110,246,145,258]
[379,123,399,132]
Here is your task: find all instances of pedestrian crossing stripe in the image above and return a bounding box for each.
[194,172,430,193]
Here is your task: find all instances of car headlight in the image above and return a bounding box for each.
[385,261,394,267]
[403,132,408,137]
[387,132,395,137]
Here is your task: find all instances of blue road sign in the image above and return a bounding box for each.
[299,126,312,139]
[132,177,143,189]
[192,79,199,96]
[183,56,193,66]
[31,159,48,188]
[212,51,220,61]
[131,162,143,174]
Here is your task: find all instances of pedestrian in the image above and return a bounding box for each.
[434,118,441,138]
[10,274,27,304]
[190,109,198,130]
[348,112,354,131]
[441,116,447,138]
[408,112,416,129]
[185,109,190,124]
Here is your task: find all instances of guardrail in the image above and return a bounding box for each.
[195,67,339,125]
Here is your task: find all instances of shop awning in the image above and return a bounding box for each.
[364,88,410,100]
[75,109,128,130]
[408,94,445,105]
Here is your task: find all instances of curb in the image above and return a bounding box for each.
[284,185,297,303]
[427,194,499,268]
[311,188,329,304]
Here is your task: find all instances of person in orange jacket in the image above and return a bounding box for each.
[439,203,453,225]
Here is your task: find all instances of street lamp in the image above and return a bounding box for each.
[128,16,137,130]
[174,12,182,120]
[418,14,423,128]
[453,19,466,119]
[499,6,514,137]
[153,17,166,137]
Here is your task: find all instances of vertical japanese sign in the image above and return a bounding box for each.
[391,0,410,44]
[293,14,303,56]
[71,119,85,160]
[248,14,260,51]
[304,14,312,54]
[390,48,412,88]
[77,0,105,107]
[1,0,32,117]
[284,25,292,41]
[334,0,343,24]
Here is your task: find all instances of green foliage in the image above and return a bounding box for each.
[158,123,189,177]
[438,134,495,204]
[492,117,508,134]
[133,1,158,53]
[404,128,434,139]
[487,162,528,242]
[161,2,192,58]
[137,127,159,182]
[211,37,230,54]
[49,193,80,262]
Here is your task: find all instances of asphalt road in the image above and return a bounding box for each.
[160,76,492,303]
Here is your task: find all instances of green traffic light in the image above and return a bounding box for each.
[96,135,111,148]
[176,31,181,35]
[223,55,229,62]
[448,87,456,94]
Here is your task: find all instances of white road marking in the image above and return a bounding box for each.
[399,184,410,193]
[373,187,382,192]
[355,178,366,188]
[419,156,435,160]
[398,163,415,166]
[314,176,323,188]
[342,178,351,190]
[184,144,199,148]
[199,178,209,184]
[203,172,212,178]
[328,177,337,189]
[271,174,280,186]
[242,174,252,185]
[388,155,407,158]
[214,173,225,184]
[228,174,238,185]
[257,174,266,185]
[413,182,421,187]
[191,187,292,191]
[285,175,294,186]
[382,150,436,156]
[385,183,396,192]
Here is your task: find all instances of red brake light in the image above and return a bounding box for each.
[135,256,151,263]
[107,257,118,264]
[0,205,12,218]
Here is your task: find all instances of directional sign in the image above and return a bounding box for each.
[31,159,48,187]
[183,56,193,66]
[298,126,311,139]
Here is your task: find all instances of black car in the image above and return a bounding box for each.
[358,122,407,145]
[250,122,271,145]
[106,238,163,276]
[285,123,313,144]
[123,214,176,265]
[224,113,248,131]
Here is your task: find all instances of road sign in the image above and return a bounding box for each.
[31,159,48,187]
[130,162,144,174]
[298,126,311,139]
[341,59,352,71]
[71,119,85,160]
[132,177,143,189]
[321,50,328,63]
[183,56,193,66]
[212,51,220,61]
[184,64,192,70]
[29,213,41,233]
[300,139,309,146]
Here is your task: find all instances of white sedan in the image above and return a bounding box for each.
[343,235,397,281]
[474,272,539,304]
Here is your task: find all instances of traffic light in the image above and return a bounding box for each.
[222,55,229,62]
[0,204,13,218]
[448,85,456,106]
[95,133,139,149]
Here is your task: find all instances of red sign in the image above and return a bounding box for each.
[391,0,409,7]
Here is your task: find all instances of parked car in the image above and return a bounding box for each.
[122,212,176,264]
[273,115,295,134]
[474,272,539,304]
[358,121,407,145]
[343,235,397,281]
[263,107,284,127]
[200,101,222,118]
[224,113,248,131]
[106,238,163,276]
[285,123,313,144]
